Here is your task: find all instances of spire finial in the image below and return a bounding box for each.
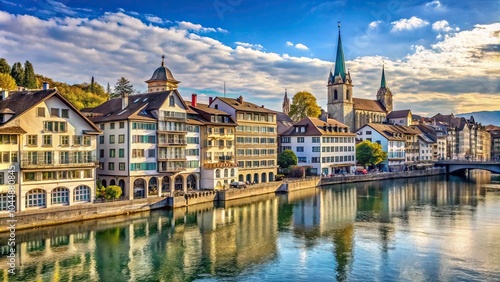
[161,55,165,67]
[338,21,341,33]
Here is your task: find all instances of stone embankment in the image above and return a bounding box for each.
[321,168,445,186]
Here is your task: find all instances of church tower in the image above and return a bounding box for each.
[282,89,290,115]
[145,55,180,93]
[327,23,354,131]
[376,64,393,112]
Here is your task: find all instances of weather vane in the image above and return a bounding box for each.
[161,54,165,67]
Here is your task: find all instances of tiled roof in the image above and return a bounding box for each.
[186,101,237,126]
[282,117,355,137]
[0,89,101,132]
[186,101,228,115]
[360,123,419,141]
[0,126,26,134]
[387,109,411,119]
[216,97,276,114]
[353,98,386,112]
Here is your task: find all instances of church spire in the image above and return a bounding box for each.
[380,63,387,88]
[333,22,347,82]
[282,88,290,115]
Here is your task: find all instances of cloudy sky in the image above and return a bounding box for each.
[0,0,498,116]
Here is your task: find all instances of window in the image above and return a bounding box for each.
[61,109,69,118]
[298,157,306,163]
[118,135,125,143]
[297,146,304,152]
[27,135,37,146]
[99,136,104,144]
[37,107,45,117]
[43,121,67,133]
[312,137,320,143]
[119,162,125,171]
[74,185,90,202]
[119,149,124,158]
[108,162,115,170]
[50,108,60,117]
[312,147,320,152]
[109,135,115,144]
[169,95,175,107]
[366,131,372,135]
[51,188,69,205]
[60,135,69,147]
[148,149,156,158]
[99,124,105,130]
[0,172,3,185]
[42,135,52,146]
[132,149,145,158]
[26,189,45,208]
[73,136,82,146]
[297,137,304,143]
[110,123,115,129]
[119,122,125,129]
[109,149,116,158]
[311,157,320,163]
[0,193,14,211]
[83,136,91,146]
[99,149,104,158]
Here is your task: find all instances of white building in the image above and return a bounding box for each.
[356,123,406,171]
[0,87,101,211]
[280,117,356,176]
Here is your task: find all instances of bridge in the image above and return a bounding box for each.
[435,160,500,174]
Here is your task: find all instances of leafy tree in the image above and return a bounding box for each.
[289,91,321,122]
[112,77,133,99]
[23,61,37,89]
[0,58,10,74]
[0,73,17,90]
[278,149,298,168]
[105,185,123,199]
[10,62,24,86]
[356,140,387,167]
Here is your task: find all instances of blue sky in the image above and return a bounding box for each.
[0,0,499,116]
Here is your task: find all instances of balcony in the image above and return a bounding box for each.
[158,139,187,146]
[158,154,186,161]
[158,162,186,172]
[157,125,187,133]
[162,111,187,121]
[218,155,233,162]
[21,156,99,169]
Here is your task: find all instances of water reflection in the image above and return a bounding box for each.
[1,173,499,281]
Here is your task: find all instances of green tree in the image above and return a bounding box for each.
[23,61,37,89]
[105,185,123,199]
[278,149,298,168]
[0,73,17,90]
[0,58,10,74]
[289,91,321,122]
[112,77,133,98]
[10,62,24,86]
[356,140,387,167]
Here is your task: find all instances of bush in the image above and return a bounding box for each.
[105,185,122,199]
[275,174,285,181]
[290,166,305,178]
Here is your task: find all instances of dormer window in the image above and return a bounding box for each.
[169,96,175,107]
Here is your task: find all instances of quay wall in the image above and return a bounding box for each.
[320,168,445,186]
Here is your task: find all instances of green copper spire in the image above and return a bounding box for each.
[333,22,346,82]
[380,64,387,88]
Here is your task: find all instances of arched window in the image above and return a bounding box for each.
[334,89,338,100]
[26,189,46,208]
[51,187,69,205]
[74,185,91,202]
[230,168,235,177]
[215,169,221,178]
[0,193,14,211]
[224,169,228,178]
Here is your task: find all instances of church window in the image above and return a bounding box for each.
[334,90,338,100]
[346,90,350,100]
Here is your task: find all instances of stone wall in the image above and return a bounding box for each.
[321,168,445,186]
[0,197,168,232]
[217,182,282,201]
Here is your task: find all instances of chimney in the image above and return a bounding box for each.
[209,97,213,104]
[261,105,264,108]
[191,93,197,107]
[121,93,128,110]
[0,90,8,101]
[237,95,243,104]
[42,81,49,90]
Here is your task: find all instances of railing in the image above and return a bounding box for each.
[158,154,186,160]
[218,156,233,161]
[21,157,99,168]
[158,126,187,132]
[162,112,186,121]
[158,139,187,145]
[159,165,186,172]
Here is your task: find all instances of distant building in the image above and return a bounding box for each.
[387,110,412,126]
[280,117,356,175]
[327,26,392,132]
[0,87,101,211]
[487,126,500,159]
[282,89,290,115]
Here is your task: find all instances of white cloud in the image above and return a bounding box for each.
[295,43,309,50]
[285,41,309,50]
[369,20,382,30]
[432,20,452,32]
[425,0,445,10]
[145,15,166,24]
[235,42,264,50]
[0,11,497,116]
[391,16,430,32]
[176,21,227,33]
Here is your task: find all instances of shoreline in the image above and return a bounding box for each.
[0,168,451,232]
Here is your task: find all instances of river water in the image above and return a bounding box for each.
[2,173,500,281]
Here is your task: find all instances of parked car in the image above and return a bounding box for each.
[230,181,247,188]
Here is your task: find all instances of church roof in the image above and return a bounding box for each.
[333,31,347,82]
[380,65,387,88]
[145,56,180,84]
[353,98,386,113]
[387,109,411,119]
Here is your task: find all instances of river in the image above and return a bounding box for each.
[2,172,500,281]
